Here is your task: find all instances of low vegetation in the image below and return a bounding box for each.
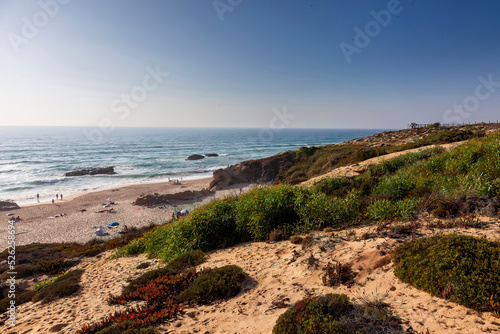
[278,127,485,184]
[0,225,155,312]
[393,234,500,314]
[117,132,500,264]
[122,249,206,295]
[177,265,245,304]
[273,293,408,333]
[77,252,245,334]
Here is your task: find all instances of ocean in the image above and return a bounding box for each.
[0,127,386,204]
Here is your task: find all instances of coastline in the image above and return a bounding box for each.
[1,177,251,250]
[17,174,213,207]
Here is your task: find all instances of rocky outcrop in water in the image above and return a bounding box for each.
[209,151,297,190]
[64,166,116,177]
[0,201,20,212]
[205,153,219,157]
[187,154,205,160]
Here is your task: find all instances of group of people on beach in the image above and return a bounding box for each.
[168,177,182,185]
[36,193,64,204]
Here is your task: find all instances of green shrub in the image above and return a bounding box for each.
[394,198,420,219]
[235,185,305,240]
[36,257,68,275]
[366,199,394,221]
[177,265,245,305]
[0,264,38,280]
[32,269,83,304]
[393,234,500,312]
[122,250,206,295]
[139,197,248,261]
[112,238,146,259]
[33,277,57,292]
[95,326,159,334]
[0,290,36,312]
[123,328,159,334]
[296,146,319,157]
[366,198,419,221]
[273,293,406,334]
[314,177,352,197]
[374,175,416,200]
[273,297,344,334]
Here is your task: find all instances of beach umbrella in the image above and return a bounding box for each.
[95,226,107,236]
[108,221,119,227]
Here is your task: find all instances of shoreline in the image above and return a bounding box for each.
[1,177,252,250]
[17,175,214,208]
[15,173,215,207]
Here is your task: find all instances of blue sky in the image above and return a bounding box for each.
[1,0,499,129]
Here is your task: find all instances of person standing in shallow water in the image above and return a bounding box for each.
[36,193,39,202]
[56,194,59,200]
[60,193,63,200]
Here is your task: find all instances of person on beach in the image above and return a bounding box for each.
[56,194,59,200]
[36,193,40,202]
[52,199,55,204]
[60,193,63,200]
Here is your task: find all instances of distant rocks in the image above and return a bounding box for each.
[187,154,205,161]
[0,201,20,212]
[187,153,219,160]
[64,166,116,177]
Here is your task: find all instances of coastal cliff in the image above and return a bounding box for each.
[209,151,297,190]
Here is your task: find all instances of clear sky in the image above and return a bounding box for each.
[1,0,499,129]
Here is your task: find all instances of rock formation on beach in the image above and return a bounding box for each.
[0,201,20,212]
[209,151,297,190]
[187,154,205,160]
[133,189,215,206]
[64,166,116,177]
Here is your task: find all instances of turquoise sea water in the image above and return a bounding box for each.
[0,127,387,204]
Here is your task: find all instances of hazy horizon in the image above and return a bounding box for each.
[1,1,499,129]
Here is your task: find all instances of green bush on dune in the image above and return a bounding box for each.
[139,197,248,261]
[124,185,364,261]
[273,293,407,334]
[176,265,245,305]
[393,234,500,312]
[122,249,207,295]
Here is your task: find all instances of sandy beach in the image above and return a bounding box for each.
[0,177,251,250]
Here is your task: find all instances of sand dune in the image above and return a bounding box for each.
[4,218,500,334]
